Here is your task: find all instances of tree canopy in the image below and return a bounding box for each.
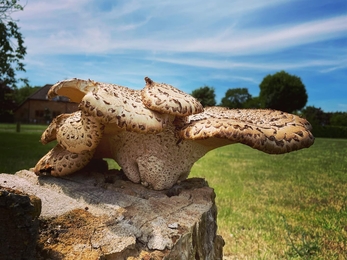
[330,112,347,127]
[0,0,27,89]
[259,71,307,113]
[191,85,216,107]
[220,88,252,109]
[301,106,347,127]
[0,81,16,121]
[13,85,40,104]
[301,106,327,127]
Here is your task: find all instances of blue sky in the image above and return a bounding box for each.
[13,0,347,112]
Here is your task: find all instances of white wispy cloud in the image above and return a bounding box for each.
[151,54,346,72]
[17,0,347,56]
[10,0,347,111]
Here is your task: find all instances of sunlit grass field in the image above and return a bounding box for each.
[1,124,346,259]
[190,138,347,259]
[0,124,56,173]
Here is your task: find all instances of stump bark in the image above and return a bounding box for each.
[0,186,41,260]
[0,170,224,259]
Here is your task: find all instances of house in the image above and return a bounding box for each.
[14,84,79,124]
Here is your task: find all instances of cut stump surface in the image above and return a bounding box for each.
[0,170,224,259]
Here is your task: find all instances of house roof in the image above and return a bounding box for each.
[28,84,52,100]
[14,84,74,112]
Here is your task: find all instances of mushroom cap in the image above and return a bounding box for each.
[179,107,314,154]
[34,144,95,177]
[40,110,104,153]
[79,81,174,133]
[48,78,176,134]
[47,78,98,103]
[141,77,203,116]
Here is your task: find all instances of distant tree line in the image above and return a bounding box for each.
[191,71,347,138]
[300,106,347,138]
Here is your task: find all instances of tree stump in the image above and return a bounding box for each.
[0,186,41,260]
[0,170,224,259]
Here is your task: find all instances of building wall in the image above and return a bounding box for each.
[15,99,78,124]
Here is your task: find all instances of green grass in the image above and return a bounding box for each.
[0,124,56,173]
[190,139,347,259]
[1,124,346,259]
[0,123,51,133]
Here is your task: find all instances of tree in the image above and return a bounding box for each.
[300,106,327,126]
[244,96,261,109]
[220,88,252,109]
[259,71,307,113]
[13,85,40,104]
[191,85,216,107]
[0,81,16,122]
[330,112,347,127]
[0,0,27,89]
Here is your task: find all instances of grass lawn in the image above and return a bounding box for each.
[1,124,346,259]
[0,124,56,173]
[190,138,347,259]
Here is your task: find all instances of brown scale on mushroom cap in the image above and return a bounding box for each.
[34,77,315,190]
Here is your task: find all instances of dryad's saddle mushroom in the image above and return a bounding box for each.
[34,77,314,190]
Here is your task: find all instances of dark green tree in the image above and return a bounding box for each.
[0,0,27,122]
[244,96,261,109]
[300,106,327,126]
[0,0,27,89]
[13,85,40,104]
[191,85,216,107]
[330,112,347,127]
[220,88,252,108]
[0,82,16,122]
[259,71,307,113]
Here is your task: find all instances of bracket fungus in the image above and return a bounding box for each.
[34,77,314,190]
